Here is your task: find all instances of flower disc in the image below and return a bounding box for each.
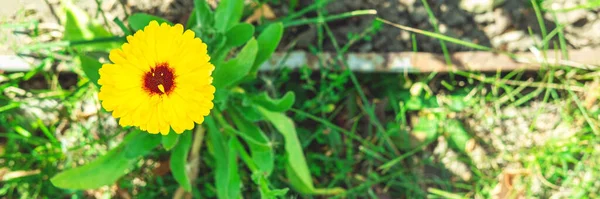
[98,21,215,135]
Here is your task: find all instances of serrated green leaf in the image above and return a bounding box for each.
[50,131,157,189]
[162,131,180,151]
[257,106,315,194]
[225,23,255,47]
[78,55,102,88]
[214,0,244,32]
[128,13,172,32]
[252,91,295,112]
[170,131,192,192]
[187,0,214,29]
[230,109,274,175]
[212,38,258,90]
[251,23,283,74]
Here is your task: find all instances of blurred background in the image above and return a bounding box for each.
[1,0,600,198]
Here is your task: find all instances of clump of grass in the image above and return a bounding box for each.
[371,0,600,198]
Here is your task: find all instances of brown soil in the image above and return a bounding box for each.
[273,0,600,53]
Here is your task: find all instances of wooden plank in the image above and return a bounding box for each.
[258,48,600,73]
[2,48,599,73]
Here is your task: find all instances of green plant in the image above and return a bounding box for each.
[47,0,343,197]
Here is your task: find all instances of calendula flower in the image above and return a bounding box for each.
[98,21,215,135]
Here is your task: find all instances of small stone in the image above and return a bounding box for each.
[411,6,428,23]
[502,31,525,41]
[545,1,588,24]
[507,35,541,51]
[474,11,495,24]
[400,30,411,40]
[439,24,448,33]
[460,0,505,13]
[440,4,448,12]
[483,9,511,37]
[399,0,416,7]
[491,30,524,48]
[503,106,519,117]
[549,9,587,25]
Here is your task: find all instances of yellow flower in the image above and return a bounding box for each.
[98,21,215,135]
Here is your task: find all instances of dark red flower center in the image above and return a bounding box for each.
[143,63,175,95]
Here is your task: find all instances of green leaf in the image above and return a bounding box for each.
[405,96,423,110]
[285,164,314,194]
[124,132,161,158]
[214,0,244,32]
[51,131,158,189]
[212,38,258,90]
[446,119,472,153]
[128,13,172,32]
[252,172,289,198]
[162,131,180,151]
[252,91,295,112]
[225,23,255,47]
[78,55,102,88]
[63,2,115,51]
[207,33,228,60]
[206,116,226,159]
[230,109,274,175]
[206,117,242,199]
[214,88,230,107]
[405,95,439,111]
[187,0,214,29]
[445,95,466,112]
[14,126,31,137]
[170,131,192,192]
[412,113,439,142]
[225,137,242,198]
[256,106,315,194]
[445,89,474,112]
[251,22,284,74]
[238,103,262,122]
[391,112,440,150]
[113,17,132,35]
